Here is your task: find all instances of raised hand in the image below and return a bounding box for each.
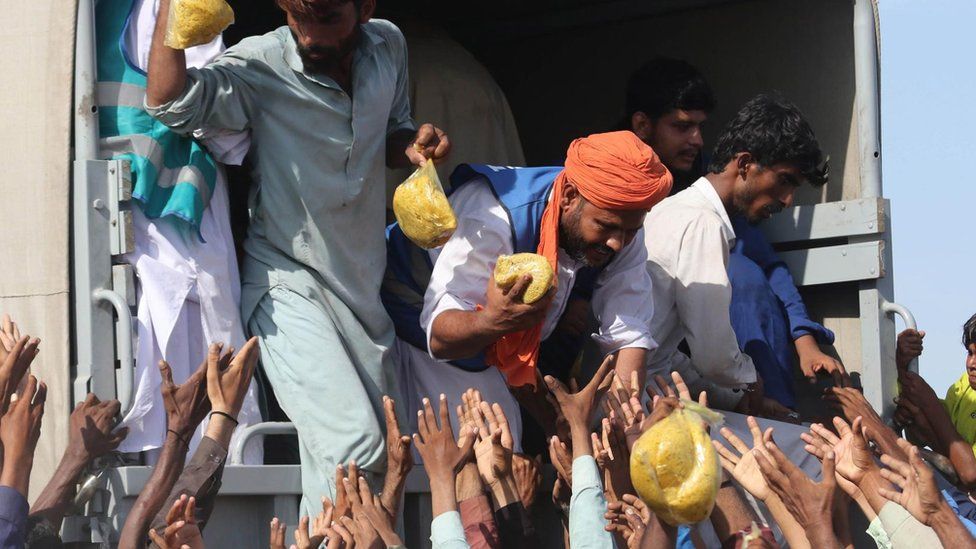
[713,416,775,501]
[593,417,633,502]
[544,354,614,456]
[896,329,924,370]
[379,395,412,521]
[0,374,46,496]
[292,496,333,549]
[207,337,259,420]
[471,400,514,487]
[268,517,286,549]
[414,395,475,478]
[548,435,573,487]
[333,462,361,520]
[67,394,127,462]
[0,334,39,414]
[648,371,707,405]
[512,454,542,510]
[809,416,877,486]
[159,356,210,440]
[344,475,403,548]
[755,439,836,533]
[604,494,652,549]
[149,495,204,549]
[878,440,950,526]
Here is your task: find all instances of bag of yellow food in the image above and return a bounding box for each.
[493,253,554,304]
[392,161,457,249]
[630,402,723,525]
[164,0,235,50]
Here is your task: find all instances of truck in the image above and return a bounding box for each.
[0,0,912,546]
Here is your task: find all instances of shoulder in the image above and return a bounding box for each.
[365,19,408,60]
[218,27,290,65]
[646,193,725,240]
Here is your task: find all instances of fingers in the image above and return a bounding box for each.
[417,397,433,440]
[670,371,691,401]
[158,360,175,389]
[295,515,311,545]
[654,374,676,399]
[719,426,749,455]
[879,454,911,486]
[490,402,513,448]
[746,416,764,447]
[713,440,741,470]
[206,342,221,392]
[543,375,568,400]
[821,450,837,484]
[589,354,616,395]
[505,273,533,301]
[383,396,400,437]
[810,422,841,446]
[832,415,853,438]
[183,496,196,524]
[165,495,186,526]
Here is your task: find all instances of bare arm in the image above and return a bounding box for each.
[612,348,646,396]
[145,0,188,107]
[119,356,211,548]
[30,395,127,527]
[429,274,553,360]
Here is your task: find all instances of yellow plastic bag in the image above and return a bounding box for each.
[392,161,457,249]
[630,406,722,525]
[493,253,554,304]
[164,0,235,50]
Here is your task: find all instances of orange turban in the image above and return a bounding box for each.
[486,131,673,387]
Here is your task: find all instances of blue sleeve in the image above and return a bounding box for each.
[569,456,614,548]
[0,486,27,549]
[731,216,834,344]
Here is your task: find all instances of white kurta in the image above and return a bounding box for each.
[117,0,260,463]
[643,178,757,411]
[395,177,657,452]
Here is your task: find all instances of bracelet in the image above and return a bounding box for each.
[211,410,239,425]
[167,429,189,449]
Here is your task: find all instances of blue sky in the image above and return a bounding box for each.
[881,0,976,394]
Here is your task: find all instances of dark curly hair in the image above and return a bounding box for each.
[625,57,716,121]
[707,94,828,186]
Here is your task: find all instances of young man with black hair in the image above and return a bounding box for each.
[643,94,828,416]
[626,60,844,411]
[624,57,715,194]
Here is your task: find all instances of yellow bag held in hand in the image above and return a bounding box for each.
[164,0,235,50]
[493,253,554,304]
[630,406,722,526]
[392,161,457,249]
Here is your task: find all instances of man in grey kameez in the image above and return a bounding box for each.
[143,0,450,516]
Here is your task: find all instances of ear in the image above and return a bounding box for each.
[561,182,581,213]
[734,152,754,180]
[631,112,654,141]
[359,0,376,23]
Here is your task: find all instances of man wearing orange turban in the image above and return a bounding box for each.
[383,131,671,451]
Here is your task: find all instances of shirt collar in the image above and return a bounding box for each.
[283,23,385,86]
[691,177,736,243]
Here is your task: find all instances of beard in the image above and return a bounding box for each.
[293,25,361,75]
[559,209,616,267]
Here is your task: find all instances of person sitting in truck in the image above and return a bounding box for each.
[627,59,843,413]
[895,316,976,492]
[143,0,450,519]
[383,131,672,452]
[643,93,829,417]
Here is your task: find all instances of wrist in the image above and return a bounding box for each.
[455,463,483,502]
[928,500,960,530]
[487,475,519,509]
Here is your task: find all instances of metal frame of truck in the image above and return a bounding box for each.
[0,0,916,545]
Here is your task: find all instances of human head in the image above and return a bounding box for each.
[556,132,672,267]
[708,94,827,224]
[625,58,715,173]
[963,313,976,388]
[276,0,374,74]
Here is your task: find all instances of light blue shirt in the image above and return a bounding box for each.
[148,20,415,333]
[570,456,615,548]
[430,511,470,549]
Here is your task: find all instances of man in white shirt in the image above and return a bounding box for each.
[644,94,828,414]
[384,131,673,447]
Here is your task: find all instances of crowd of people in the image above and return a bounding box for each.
[5,0,975,547]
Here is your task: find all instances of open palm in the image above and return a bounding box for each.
[713,416,774,501]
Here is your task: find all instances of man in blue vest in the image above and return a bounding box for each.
[144,0,450,517]
[384,131,673,450]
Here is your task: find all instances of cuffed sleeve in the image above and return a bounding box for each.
[431,511,472,549]
[568,456,613,548]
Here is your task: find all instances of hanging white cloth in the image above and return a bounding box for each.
[116,0,260,463]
